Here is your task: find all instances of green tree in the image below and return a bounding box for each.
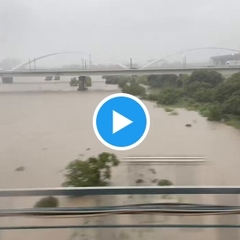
[223,96,240,116]
[184,82,205,98]
[158,179,173,186]
[62,152,120,187]
[157,88,183,105]
[192,88,213,103]
[122,82,146,96]
[227,72,240,83]
[147,74,178,88]
[214,74,240,103]
[189,70,223,87]
[137,75,148,85]
[177,74,190,87]
[118,79,128,88]
[104,75,131,85]
[206,104,223,121]
[104,76,118,84]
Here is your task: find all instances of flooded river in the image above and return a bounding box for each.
[0,76,240,239]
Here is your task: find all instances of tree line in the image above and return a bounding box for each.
[114,70,240,127]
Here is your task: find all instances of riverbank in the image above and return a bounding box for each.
[145,89,240,130]
[115,71,240,130]
[148,95,240,130]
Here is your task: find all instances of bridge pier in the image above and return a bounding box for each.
[2,77,13,84]
[77,76,88,91]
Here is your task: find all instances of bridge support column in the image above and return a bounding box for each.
[77,76,88,91]
[2,77,13,84]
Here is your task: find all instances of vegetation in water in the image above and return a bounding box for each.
[70,76,92,87]
[157,179,173,199]
[114,70,240,130]
[122,81,146,97]
[169,110,178,116]
[158,179,173,186]
[62,152,120,187]
[34,196,59,208]
[70,77,78,86]
[164,107,174,112]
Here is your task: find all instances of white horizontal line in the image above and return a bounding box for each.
[121,160,205,163]
[123,157,206,159]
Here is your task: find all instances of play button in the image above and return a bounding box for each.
[112,110,133,134]
[93,93,150,151]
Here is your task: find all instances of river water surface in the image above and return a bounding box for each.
[0,76,240,240]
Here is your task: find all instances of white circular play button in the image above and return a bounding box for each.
[93,93,150,151]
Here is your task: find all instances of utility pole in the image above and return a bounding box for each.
[84,58,87,69]
[130,57,133,69]
[182,54,186,68]
[89,54,92,69]
[82,58,84,69]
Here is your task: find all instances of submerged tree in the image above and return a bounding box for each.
[34,196,59,208]
[62,152,120,187]
[158,179,173,186]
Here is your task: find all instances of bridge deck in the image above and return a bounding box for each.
[0,67,240,77]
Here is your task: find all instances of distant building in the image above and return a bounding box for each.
[211,53,240,66]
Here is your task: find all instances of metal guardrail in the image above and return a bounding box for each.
[0,186,240,197]
[2,225,240,230]
[1,186,240,230]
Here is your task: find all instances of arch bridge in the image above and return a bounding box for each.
[2,51,128,86]
[12,51,128,71]
[141,47,240,69]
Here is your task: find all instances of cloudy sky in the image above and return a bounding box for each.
[0,0,240,65]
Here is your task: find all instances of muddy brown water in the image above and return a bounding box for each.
[0,77,240,239]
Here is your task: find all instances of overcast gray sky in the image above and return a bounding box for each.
[1,0,240,65]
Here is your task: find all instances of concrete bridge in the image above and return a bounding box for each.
[1,67,240,77]
[2,48,240,88]
[1,67,240,90]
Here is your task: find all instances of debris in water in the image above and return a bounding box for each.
[185,124,192,127]
[135,179,144,184]
[149,168,156,174]
[15,166,25,172]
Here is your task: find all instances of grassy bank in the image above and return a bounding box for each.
[112,71,240,130]
[146,89,240,130]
